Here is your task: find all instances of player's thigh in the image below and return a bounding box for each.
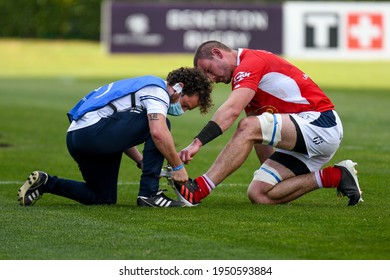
[254,113,297,150]
[235,116,263,141]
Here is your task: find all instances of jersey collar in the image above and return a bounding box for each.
[237,48,244,66]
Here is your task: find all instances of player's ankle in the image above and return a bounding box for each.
[319,166,342,188]
[195,177,211,199]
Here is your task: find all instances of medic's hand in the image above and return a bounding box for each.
[172,168,188,185]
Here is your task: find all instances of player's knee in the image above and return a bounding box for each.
[247,164,283,204]
[247,185,265,204]
[247,184,275,205]
[256,112,282,147]
[236,117,259,140]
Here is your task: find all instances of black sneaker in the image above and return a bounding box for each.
[137,189,185,208]
[173,179,201,207]
[18,171,48,206]
[335,160,363,206]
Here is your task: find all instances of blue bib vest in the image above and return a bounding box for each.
[67,76,168,122]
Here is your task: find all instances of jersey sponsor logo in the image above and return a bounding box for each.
[248,105,279,115]
[233,71,251,84]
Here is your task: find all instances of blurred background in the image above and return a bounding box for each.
[1,0,389,79]
[1,0,389,58]
[2,0,285,41]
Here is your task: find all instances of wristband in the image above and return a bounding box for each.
[172,163,184,171]
[195,121,223,145]
[136,160,143,169]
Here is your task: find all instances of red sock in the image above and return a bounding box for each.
[194,176,211,202]
[320,166,342,188]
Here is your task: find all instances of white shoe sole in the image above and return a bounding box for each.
[18,171,47,206]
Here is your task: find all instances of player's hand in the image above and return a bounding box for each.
[172,168,188,185]
[179,139,202,164]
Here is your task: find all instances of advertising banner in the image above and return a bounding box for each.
[102,2,282,53]
[283,2,390,59]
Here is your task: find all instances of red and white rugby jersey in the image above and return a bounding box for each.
[233,49,334,115]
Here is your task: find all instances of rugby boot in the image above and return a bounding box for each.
[335,160,363,206]
[18,171,48,206]
[137,189,185,208]
[173,178,203,207]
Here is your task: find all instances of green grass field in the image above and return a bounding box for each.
[0,39,389,260]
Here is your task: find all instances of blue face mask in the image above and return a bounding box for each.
[168,101,184,116]
[167,83,185,116]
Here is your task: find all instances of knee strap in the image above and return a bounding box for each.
[257,113,282,147]
[253,163,282,186]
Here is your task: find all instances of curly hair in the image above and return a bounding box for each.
[166,67,213,114]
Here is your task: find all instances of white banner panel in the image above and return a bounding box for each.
[284,1,390,60]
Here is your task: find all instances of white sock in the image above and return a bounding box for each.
[202,174,215,192]
[314,171,323,188]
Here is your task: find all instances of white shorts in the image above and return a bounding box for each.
[276,110,343,172]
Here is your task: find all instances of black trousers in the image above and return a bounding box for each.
[45,110,167,205]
